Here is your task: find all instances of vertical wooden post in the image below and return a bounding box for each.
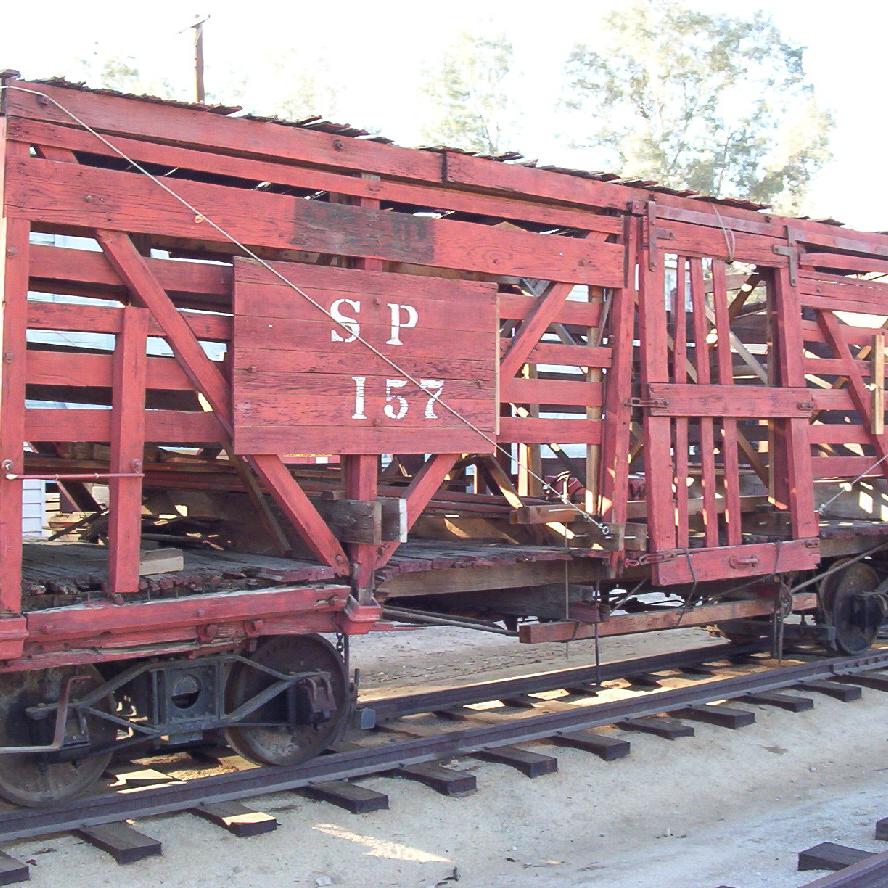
[712,260,742,546]
[0,212,28,614]
[872,333,885,436]
[585,285,604,513]
[638,220,676,551]
[0,120,29,613]
[108,306,148,594]
[689,258,718,547]
[600,216,638,571]
[346,176,382,601]
[672,257,690,548]
[517,363,541,497]
[771,266,818,539]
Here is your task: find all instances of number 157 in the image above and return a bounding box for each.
[351,376,444,421]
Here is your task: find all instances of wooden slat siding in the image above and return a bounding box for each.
[375,454,459,569]
[800,252,888,274]
[97,230,232,430]
[689,257,718,547]
[500,241,603,381]
[27,300,231,342]
[500,378,603,407]
[599,216,638,568]
[0,204,29,612]
[498,295,601,327]
[804,357,871,377]
[812,456,886,479]
[26,408,221,442]
[13,79,888,252]
[816,308,888,483]
[9,118,622,237]
[808,424,873,445]
[647,384,813,417]
[799,270,888,301]
[638,230,675,551]
[29,242,232,307]
[6,158,626,289]
[527,342,612,367]
[657,220,786,268]
[108,307,148,594]
[770,266,819,538]
[672,257,689,548]
[497,418,602,444]
[800,291,888,317]
[28,349,194,391]
[95,233,346,570]
[801,321,888,350]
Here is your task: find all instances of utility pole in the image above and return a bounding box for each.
[192,16,208,103]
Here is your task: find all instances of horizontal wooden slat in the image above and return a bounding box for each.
[26,408,222,442]
[6,157,625,287]
[527,342,612,367]
[29,243,231,305]
[235,425,495,455]
[10,118,622,236]
[27,349,193,391]
[27,300,232,341]
[497,417,602,444]
[812,455,884,479]
[801,252,888,274]
[802,320,884,348]
[646,384,813,418]
[800,290,888,317]
[498,294,602,326]
[658,220,784,267]
[804,357,870,377]
[808,423,873,445]
[500,377,602,407]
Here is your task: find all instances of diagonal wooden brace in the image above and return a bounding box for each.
[95,230,347,571]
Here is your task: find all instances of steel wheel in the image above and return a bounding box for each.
[821,560,882,655]
[0,665,115,807]
[223,635,348,766]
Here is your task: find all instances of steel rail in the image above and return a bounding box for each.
[360,641,762,722]
[799,851,888,887]
[0,648,886,843]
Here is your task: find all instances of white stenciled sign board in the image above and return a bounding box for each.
[232,259,499,455]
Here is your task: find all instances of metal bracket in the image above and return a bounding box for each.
[773,227,800,285]
[628,396,669,410]
[640,201,676,271]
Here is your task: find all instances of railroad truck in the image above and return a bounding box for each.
[0,73,885,805]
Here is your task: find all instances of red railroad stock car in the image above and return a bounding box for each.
[0,73,886,805]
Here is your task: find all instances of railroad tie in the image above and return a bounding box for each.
[793,680,862,702]
[798,842,873,872]
[835,672,888,692]
[473,746,558,778]
[614,716,694,740]
[75,822,162,864]
[742,691,815,712]
[672,704,755,729]
[390,762,477,796]
[548,730,631,760]
[190,802,278,837]
[301,780,389,814]
[0,851,29,885]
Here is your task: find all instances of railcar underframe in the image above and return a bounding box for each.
[0,74,887,803]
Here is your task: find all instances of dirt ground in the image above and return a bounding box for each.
[8,626,888,888]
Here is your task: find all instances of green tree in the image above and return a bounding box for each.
[421,32,517,155]
[563,1,832,212]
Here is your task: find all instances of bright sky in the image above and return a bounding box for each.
[2,0,886,229]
